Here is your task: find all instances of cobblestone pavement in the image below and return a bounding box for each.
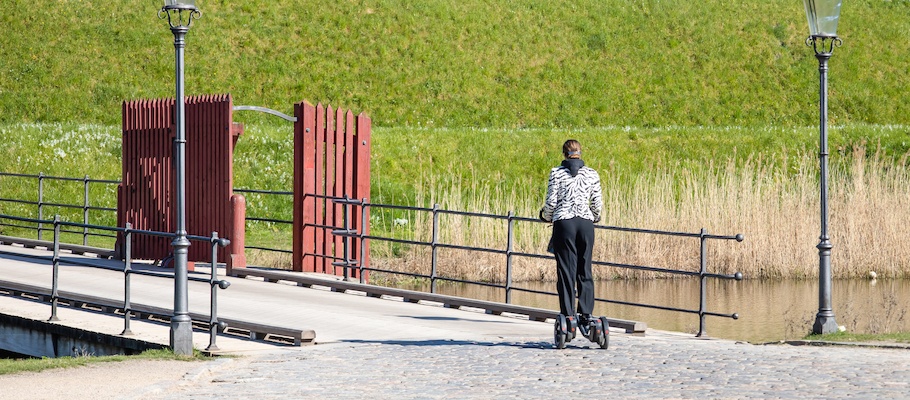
[145,331,909,399]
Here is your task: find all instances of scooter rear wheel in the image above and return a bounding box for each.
[554,314,568,349]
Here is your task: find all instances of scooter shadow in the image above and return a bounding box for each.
[341,339,603,350]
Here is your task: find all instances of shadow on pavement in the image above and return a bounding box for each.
[341,338,555,349]
[397,315,528,325]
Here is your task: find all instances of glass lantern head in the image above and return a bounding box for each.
[803,0,842,37]
[163,0,198,11]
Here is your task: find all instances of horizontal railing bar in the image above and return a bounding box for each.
[592,259,700,277]
[245,246,293,254]
[0,172,119,184]
[509,251,553,260]
[704,272,743,280]
[507,286,556,296]
[474,213,743,241]
[362,235,429,247]
[594,296,699,315]
[594,223,704,238]
[0,199,116,213]
[436,242,507,255]
[0,172,37,178]
[233,188,293,195]
[308,193,346,201]
[308,252,345,262]
[435,208,510,220]
[247,217,293,225]
[313,223,343,231]
[0,243,220,285]
[0,214,228,246]
[705,311,739,319]
[0,222,37,231]
[0,214,47,225]
[0,239,116,259]
[0,198,36,205]
[508,285,726,317]
[434,276,506,289]
[58,228,113,237]
[32,227,118,240]
[359,266,430,280]
[362,201,509,220]
[81,232,117,240]
[39,202,84,210]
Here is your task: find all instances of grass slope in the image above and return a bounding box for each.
[1,0,909,127]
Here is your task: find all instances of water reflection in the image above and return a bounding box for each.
[395,278,909,343]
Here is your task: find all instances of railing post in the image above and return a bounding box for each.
[342,197,351,281]
[206,231,222,352]
[505,211,514,304]
[37,173,45,240]
[121,223,133,335]
[83,175,90,246]
[430,204,440,294]
[48,215,60,321]
[358,198,368,284]
[697,228,708,337]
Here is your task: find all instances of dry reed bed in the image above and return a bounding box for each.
[369,148,910,282]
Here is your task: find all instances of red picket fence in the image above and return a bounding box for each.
[118,94,246,271]
[293,101,371,280]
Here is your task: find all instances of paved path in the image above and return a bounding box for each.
[2,244,909,399]
[143,331,910,399]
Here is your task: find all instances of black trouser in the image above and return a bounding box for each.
[553,217,595,317]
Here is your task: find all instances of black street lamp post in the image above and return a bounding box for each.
[803,0,843,335]
[159,0,201,356]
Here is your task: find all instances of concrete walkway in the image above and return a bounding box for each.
[2,244,908,399]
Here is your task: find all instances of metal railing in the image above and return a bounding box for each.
[330,197,744,337]
[0,172,119,245]
[0,213,231,352]
[0,173,295,257]
[233,188,294,255]
[1,171,745,337]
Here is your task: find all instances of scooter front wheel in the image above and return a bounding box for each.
[597,317,610,349]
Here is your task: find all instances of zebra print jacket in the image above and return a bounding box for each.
[541,159,603,223]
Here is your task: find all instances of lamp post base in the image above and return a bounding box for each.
[812,314,839,335]
[170,319,194,355]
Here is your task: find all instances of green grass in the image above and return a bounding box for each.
[804,331,910,344]
[3,122,907,229]
[3,0,908,239]
[0,349,205,376]
[1,1,909,128]
[2,122,908,224]
[370,124,910,205]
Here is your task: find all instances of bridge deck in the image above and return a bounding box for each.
[0,242,630,352]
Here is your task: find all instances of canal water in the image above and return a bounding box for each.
[397,278,909,343]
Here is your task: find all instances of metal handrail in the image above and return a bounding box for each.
[0,172,119,245]
[0,213,231,351]
[1,171,746,337]
[329,197,745,338]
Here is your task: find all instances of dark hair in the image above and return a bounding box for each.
[562,139,581,159]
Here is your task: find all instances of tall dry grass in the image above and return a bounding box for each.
[370,147,910,282]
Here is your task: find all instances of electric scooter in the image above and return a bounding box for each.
[554,314,609,349]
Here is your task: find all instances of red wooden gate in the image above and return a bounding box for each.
[293,101,371,280]
[118,94,246,271]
